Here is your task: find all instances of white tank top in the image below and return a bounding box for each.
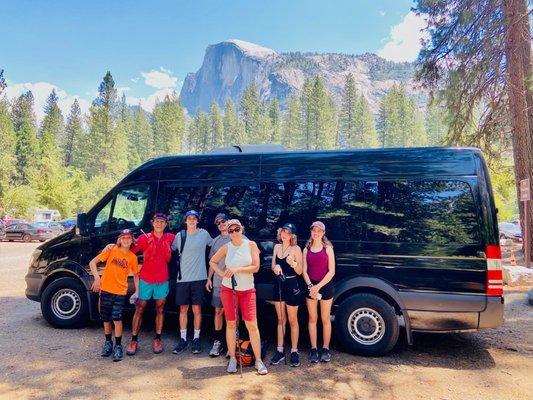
[222,239,255,291]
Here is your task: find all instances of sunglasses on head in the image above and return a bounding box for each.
[216,219,227,225]
[228,226,241,234]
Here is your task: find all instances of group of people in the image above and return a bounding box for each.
[89,210,335,375]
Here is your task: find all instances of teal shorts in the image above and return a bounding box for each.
[139,280,169,301]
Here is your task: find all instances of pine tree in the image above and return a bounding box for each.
[425,97,449,145]
[12,91,39,183]
[268,98,281,143]
[209,102,224,149]
[0,69,6,95]
[223,99,246,146]
[240,83,270,143]
[340,73,358,147]
[355,95,379,148]
[0,98,16,196]
[191,110,210,154]
[39,89,64,142]
[152,93,185,154]
[282,93,302,149]
[131,106,154,164]
[64,99,85,167]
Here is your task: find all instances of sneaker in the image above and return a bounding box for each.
[209,340,222,357]
[309,348,319,363]
[152,338,164,354]
[191,338,202,354]
[227,357,238,373]
[255,360,268,375]
[101,341,113,357]
[172,338,188,354]
[320,348,332,362]
[126,341,138,356]
[290,351,300,367]
[112,344,124,362]
[269,350,285,365]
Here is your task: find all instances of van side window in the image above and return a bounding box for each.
[94,200,112,234]
[158,185,209,231]
[363,180,480,244]
[108,185,150,232]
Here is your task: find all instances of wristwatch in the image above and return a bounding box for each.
[307,283,313,289]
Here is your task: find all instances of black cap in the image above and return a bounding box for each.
[281,222,297,234]
[184,210,200,220]
[214,213,228,224]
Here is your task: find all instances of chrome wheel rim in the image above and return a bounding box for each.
[51,289,81,319]
[347,307,385,345]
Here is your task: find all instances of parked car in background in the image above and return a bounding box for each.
[58,218,76,230]
[33,220,65,235]
[0,221,5,239]
[5,222,60,242]
[498,222,522,242]
[2,218,26,227]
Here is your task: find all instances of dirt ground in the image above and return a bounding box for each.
[0,242,532,400]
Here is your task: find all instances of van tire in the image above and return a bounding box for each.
[41,277,89,328]
[22,234,32,242]
[335,293,399,356]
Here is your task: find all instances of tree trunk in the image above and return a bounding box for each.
[504,0,533,263]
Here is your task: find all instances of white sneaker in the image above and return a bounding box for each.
[227,357,238,373]
[255,360,268,375]
[209,340,222,357]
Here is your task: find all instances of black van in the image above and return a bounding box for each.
[25,145,504,356]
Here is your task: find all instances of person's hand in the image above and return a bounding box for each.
[91,278,101,293]
[286,254,297,269]
[224,268,236,278]
[205,279,213,292]
[309,285,319,299]
[104,243,115,252]
[273,264,282,275]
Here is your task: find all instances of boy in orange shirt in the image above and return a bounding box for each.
[89,229,139,361]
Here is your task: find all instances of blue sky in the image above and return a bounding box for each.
[1,0,425,119]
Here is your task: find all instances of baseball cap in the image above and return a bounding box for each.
[184,209,200,220]
[214,213,228,224]
[281,222,297,235]
[226,219,243,229]
[310,221,326,232]
[118,229,133,238]
[152,212,168,222]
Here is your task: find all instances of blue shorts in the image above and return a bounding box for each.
[139,280,169,301]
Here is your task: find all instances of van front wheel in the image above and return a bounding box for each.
[335,293,399,356]
[41,277,89,328]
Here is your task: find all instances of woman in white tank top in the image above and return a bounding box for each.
[209,219,268,375]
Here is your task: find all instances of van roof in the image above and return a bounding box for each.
[121,146,485,183]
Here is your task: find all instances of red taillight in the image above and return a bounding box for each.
[486,245,503,296]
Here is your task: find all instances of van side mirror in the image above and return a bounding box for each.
[77,213,89,236]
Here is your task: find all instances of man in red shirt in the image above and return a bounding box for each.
[126,212,175,355]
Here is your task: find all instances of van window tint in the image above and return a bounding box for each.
[94,200,112,234]
[157,185,201,231]
[108,185,150,231]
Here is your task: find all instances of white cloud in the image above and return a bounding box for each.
[4,81,90,123]
[141,67,178,89]
[378,12,429,62]
[126,88,177,112]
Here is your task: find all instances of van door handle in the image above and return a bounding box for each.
[477,251,486,258]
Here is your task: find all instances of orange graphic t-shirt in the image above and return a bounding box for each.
[97,247,139,295]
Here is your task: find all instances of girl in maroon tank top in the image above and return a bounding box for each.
[302,221,336,363]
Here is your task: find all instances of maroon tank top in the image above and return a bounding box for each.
[306,247,328,281]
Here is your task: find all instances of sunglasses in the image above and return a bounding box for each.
[228,226,241,234]
[216,219,227,225]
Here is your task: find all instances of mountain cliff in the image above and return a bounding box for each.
[179,39,424,114]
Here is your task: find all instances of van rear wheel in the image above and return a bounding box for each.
[41,277,89,328]
[335,293,399,356]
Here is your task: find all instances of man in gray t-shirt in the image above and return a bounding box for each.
[171,210,213,355]
[206,213,230,356]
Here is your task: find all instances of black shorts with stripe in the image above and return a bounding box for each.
[99,291,126,322]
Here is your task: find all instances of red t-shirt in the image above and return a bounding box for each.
[132,232,175,284]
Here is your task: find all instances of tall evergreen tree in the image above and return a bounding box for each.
[355,95,379,148]
[340,73,358,147]
[223,99,245,146]
[0,98,16,196]
[268,98,281,143]
[240,83,270,143]
[209,102,224,149]
[12,91,39,183]
[0,69,6,95]
[39,89,64,142]
[64,99,85,167]
[282,93,302,149]
[425,97,448,146]
[132,106,154,163]
[152,93,185,154]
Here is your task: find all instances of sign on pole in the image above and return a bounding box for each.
[520,178,530,201]
[520,178,530,268]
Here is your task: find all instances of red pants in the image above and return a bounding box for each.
[220,286,257,322]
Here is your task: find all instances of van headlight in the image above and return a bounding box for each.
[28,249,42,271]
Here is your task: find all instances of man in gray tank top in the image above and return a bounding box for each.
[171,210,213,355]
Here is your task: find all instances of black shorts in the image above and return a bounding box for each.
[175,280,206,306]
[273,277,302,307]
[307,279,334,301]
[99,291,126,322]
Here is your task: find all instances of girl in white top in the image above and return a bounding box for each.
[209,219,268,375]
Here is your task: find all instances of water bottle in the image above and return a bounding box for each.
[129,293,138,305]
[316,293,322,300]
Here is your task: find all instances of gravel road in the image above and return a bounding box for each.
[0,242,531,400]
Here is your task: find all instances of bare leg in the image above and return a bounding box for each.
[320,299,333,348]
[306,298,318,348]
[113,320,123,337]
[286,305,299,350]
[155,299,166,334]
[131,300,147,335]
[226,320,237,358]
[179,304,189,331]
[103,321,112,335]
[244,320,262,360]
[273,301,287,348]
[214,307,224,331]
[192,304,202,331]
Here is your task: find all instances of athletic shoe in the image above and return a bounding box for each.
[309,348,319,363]
[209,340,222,357]
[255,360,268,375]
[152,338,164,354]
[290,351,300,367]
[227,357,238,373]
[126,341,138,356]
[172,338,188,354]
[269,350,285,365]
[191,338,202,354]
[112,344,124,362]
[101,341,113,357]
[320,348,332,362]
